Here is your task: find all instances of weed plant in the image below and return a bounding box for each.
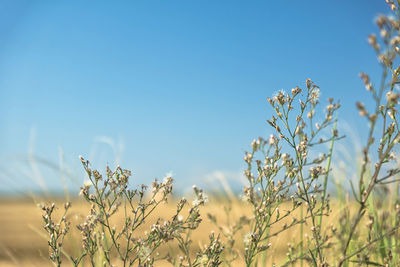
[40,1,400,266]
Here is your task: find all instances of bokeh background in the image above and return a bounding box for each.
[0,0,390,195]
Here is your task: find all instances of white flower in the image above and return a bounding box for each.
[199,255,208,264]
[243,232,253,245]
[138,245,151,261]
[269,134,276,145]
[83,180,92,188]
[310,88,320,103]
[192,198,200,207]
[164,170,174,180]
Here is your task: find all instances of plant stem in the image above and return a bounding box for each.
[319,118,337,229]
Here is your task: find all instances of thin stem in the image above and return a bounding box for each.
[318,118,337,229]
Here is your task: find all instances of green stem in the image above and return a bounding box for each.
[318,118,337,229]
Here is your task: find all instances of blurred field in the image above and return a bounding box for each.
[0,196,250,267]
[0,196,354,267]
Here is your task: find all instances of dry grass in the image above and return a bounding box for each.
[0,196,361,267]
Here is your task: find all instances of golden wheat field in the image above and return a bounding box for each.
[0,196,361,267]
[0,197,251,267]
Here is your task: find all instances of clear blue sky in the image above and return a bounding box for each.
[0,1,390,194]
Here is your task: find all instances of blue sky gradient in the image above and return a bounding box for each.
[0,1,391,194]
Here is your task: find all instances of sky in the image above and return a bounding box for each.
[0,0,392,195]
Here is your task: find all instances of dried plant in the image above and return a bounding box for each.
[41,157,219,267]
[40,202,71,266]
[240,80,341,266]
[337,1,400,265]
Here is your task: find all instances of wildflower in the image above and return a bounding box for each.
[192,198,200,207]
[199,255,209,264]
[310,88,320,103]
[309,166,323,179]
[376,15,388,29]
[92,170,102,181]
[244,152,253,163]
[273,90,286,105]
[359,72,374,91]
[380,29,388,38]
[296,141,307,153]
[386,0,397,11]
[356,102,368,116]
[306,78,312,89]
[391,36,400,46]
[269,134,276,145]
[368,34,380,51]
[389,152,397,161]
[138,245,152,262]
[291,86,301,96]
[243,232,253,246]
[388,110,396,120]
[386,91,399,105]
